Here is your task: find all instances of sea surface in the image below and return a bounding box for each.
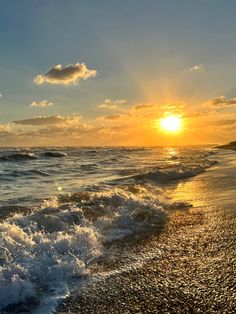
[0,146,219,313]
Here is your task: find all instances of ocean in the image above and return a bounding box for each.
[0,146,220,313]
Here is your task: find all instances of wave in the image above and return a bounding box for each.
[132,159,217,184]
[0,184,190,312]
[80,163,98,171]
[40,151,67,158]
[7,169,50,178]
[0,153,36,162]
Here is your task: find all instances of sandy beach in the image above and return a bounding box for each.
[56,152,236,314]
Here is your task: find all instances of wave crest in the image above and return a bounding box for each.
[40,151,67,158]
[133,160,217,184]
[0,153,36,162]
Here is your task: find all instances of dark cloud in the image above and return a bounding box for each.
[103,114,122,120]
[34,62,96,85]
[133,104,156,110]
[13,115,81,125]
[206,96,236,109]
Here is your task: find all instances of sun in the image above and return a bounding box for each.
[159,115,182,133]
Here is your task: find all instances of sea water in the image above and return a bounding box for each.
[0,146,218,312]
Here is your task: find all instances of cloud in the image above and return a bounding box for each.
[98,98,127,109]
[0,93,2,98]
[161,102,185,110]
[133,103,156,110]
[183,111,204,118]
[205,96,236,109]
[0,115,95,146]
[98,126,120,136]
[189,64,204,72]
[30,100,54,107]
[160,102,186,116]
[13,115,80,126]
[102,114,122,120]
[211,119,236,126]
[34,62,96,85]
[0,123,13,133]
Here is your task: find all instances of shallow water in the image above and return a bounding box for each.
[0,146,219,312]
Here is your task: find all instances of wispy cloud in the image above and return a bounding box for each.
[161,102,185,116]
[189,64,205,72]
[205,96,236,109]
[102,114,122,120]
[13,115,77,126]
[211,119,236,126]
[30,100,54,108]
[0,93,2,98]
[98,98,127,109]
[133,103,156,110]
[161,102,185,110]
[34,62,96,85]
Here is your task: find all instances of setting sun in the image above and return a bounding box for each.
[159,116,182,133]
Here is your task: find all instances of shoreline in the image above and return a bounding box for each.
[56,158,236,313]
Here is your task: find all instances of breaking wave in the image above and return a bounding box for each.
[131,159,217,184]
[0,184,190,311]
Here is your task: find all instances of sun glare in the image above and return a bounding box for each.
[159,116,182,133]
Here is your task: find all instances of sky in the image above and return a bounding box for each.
[1,0,236,146]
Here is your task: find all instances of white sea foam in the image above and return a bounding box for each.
[0,214,100,311]
[0,184,187,311]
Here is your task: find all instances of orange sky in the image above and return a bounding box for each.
[1,97,235,146]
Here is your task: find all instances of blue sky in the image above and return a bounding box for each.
[1,0,236,145]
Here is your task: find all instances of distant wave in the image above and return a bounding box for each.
[80,163,98,171]
[0,152,36,162]
[0,151,67,162]
[40,151,67,158]
[8,169,50,177]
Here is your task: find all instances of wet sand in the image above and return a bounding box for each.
[57,154,236,314]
